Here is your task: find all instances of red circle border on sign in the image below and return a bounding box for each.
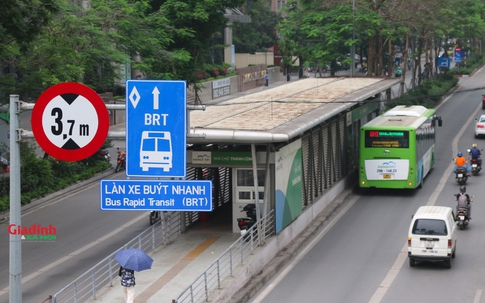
[31,82,109,162]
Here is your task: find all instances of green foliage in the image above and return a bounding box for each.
[1,0,246,102]
[391,73,459,109]
[0,0,60,54]
[232,0,282,53]
[0,141,111,212]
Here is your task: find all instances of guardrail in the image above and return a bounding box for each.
[174,209,276,303]
[53,212,181,303]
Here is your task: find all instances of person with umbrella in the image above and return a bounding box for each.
[119,266,135,303]
[115,248,154,303]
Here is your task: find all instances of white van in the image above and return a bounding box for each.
[408,206,457,268]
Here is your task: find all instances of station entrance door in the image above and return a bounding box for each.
[232,168,266,233]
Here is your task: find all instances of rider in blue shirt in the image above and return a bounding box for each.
[469,143,482,166]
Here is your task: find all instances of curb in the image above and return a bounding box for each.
[232,187,357,303]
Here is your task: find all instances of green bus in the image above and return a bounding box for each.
[359,105,442,189]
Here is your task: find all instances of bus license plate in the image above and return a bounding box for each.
[383,174,392,179]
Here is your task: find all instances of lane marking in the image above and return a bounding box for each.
[19,178,104,216]
[250,195,359,303]
[135,236,220,302]
[474,290,482,303]
[368,77,482,303]
[0,212,147,297]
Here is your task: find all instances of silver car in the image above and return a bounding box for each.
[475,115,485,138]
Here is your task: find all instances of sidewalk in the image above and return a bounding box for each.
[91,205,241,303]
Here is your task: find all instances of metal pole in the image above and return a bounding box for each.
[251,144,264,246]
[350,0,356,77]
[10,94,22,303]
[250,144,261,222]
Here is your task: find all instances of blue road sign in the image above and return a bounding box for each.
[455,51,462,63]
[100,180,213,211]
[438,57,450,68]
[126,80,186,178]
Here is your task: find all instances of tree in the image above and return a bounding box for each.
[0,0,182,101]
[278,0,358,76]
[0,0,60,53]
[149,0,245,100]
[232,0,282,53]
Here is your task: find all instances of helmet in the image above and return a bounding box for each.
[473,143,478,148]
[457,152,463,157]
[460,185,466,192]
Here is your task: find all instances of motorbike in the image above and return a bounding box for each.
[456,207,470,230]
[470,158,481,176]
[455,167,468,185]
[115,148,126,172]
[149,211,161,225]
[467,148,482,176]
[98,149,111,163]
[236,203,257,237]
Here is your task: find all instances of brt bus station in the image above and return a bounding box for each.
[183,76,402,233]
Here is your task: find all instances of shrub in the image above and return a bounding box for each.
[195,71,204,80]
[450,52,485,75]
[392,72,459,109]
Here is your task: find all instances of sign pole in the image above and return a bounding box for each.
[9,94,22,303]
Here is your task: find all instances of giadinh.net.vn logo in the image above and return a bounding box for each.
[8,224,57,241]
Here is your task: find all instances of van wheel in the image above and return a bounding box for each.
[452,248,456,259]
[409,258,415,267]
[444,259,452,269]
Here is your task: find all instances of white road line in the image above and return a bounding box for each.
[0,212,147,297]
[250,195,359,303]
[474,290,482,303]
[368,77,481,303]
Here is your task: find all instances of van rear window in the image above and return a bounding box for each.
[412,219,447,235]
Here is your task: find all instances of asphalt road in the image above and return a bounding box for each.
[0,137,146,303]
[247,68,485,303]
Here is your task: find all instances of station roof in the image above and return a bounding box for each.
[188,77,402,144]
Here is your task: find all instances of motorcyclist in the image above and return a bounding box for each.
[395,66,403,77]
[469,143,482,167]
[453,152,471,175]
[455,185,472,219]
[383,65,389,76]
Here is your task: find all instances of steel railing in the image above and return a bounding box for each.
[174,209,276,303]
[53,212,181,303]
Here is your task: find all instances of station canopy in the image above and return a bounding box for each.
[188,77,401,144]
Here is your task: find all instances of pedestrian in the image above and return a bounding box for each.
[119,266,135,303]
[264,71,269,87]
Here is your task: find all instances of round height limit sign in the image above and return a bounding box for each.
[31,82,109,162]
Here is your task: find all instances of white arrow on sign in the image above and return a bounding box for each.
[152,86,160,110]
[129,86,141,108]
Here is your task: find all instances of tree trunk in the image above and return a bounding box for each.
[368,35,376,76]
[401,32,410,95]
